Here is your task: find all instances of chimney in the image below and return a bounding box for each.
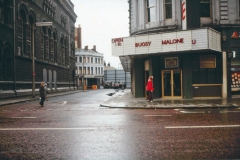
[85,45,88,50]
[108,62,110,66]
[76,24,82,48]
[93,45,96,51]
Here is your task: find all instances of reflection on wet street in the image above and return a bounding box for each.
[0,89,239,159]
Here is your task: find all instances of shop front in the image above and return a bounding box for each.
[112,28,223,99]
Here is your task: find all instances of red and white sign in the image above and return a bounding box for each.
[111,28,221,57]
[135,41,151,47]
[182,0,187,30]
[112,38,123,46]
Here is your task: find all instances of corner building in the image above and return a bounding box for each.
[0,0,77,98]
[112,0,240,99]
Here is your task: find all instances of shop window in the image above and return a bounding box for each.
[200,0,211,17]
[165,0,172,19]
[192,54,222,84]
[147,0,156,22]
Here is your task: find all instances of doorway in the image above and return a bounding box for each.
[162,70,182,98]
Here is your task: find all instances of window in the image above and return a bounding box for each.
[165,0,172,19]
[2,0,12,26]
[87,67,90,74]
[147,0,156,22]
[79,57,82,63]
[53,31,57,63]
[91,67,93,74]
[91,57,93,63]
[95,58,97,63]
[239,0,240,18]
[200,0,211,17]
[79,67,82,74]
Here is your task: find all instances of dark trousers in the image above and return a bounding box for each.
[147,91,153,101]
[40,97,45,106]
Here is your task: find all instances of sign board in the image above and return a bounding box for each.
[165,57,179,68]
[200,55,216,68]
[112,28,221,57]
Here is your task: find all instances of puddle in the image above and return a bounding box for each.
[106,93,115,96]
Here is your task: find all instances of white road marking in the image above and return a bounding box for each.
[165,125,240,129]
[144,115,172,117]
[220,111,240,113]
[63,101,67,105]
[180,111,205,114]
[0,127,98,131]
[11,117,36,119]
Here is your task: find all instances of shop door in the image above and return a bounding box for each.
[162,70,182,98]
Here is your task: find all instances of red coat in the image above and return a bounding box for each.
[146,80,154,91]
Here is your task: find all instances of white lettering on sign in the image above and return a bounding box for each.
[135,41,151,47]
[112,38,123,46]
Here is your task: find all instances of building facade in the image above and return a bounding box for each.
[75,45,104,89]
[112,0,240,99]
[0,0,77,98]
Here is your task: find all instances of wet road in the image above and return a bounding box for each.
[0,89,240,159]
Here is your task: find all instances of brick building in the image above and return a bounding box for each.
[0,0,77,98]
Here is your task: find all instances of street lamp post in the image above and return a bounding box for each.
[32,22,52,98]
[82,56,84,91]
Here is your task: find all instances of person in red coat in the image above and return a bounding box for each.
[146,76,154,102]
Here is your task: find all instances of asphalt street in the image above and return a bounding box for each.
[0,89,240,159]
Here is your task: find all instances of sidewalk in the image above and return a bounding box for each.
[0,90,81,106]
[100,89,240,109]
[1,89,240,109]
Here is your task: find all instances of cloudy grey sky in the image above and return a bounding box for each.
[71,0,129,69]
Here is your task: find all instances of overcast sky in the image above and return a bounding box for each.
[71,0,129,69]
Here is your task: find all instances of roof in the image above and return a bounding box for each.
[104,66,116,70]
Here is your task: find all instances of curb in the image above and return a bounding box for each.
[0,90,83,107]
[100,103,240,109]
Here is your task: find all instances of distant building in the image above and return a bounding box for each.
[104,62,116,71]
[75,25,104,89]
[0,0,77,99]
[103,62,131,88]
[75,46,104,89]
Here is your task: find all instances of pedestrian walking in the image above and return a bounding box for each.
[39,81,46,107]
[146,76,154,102]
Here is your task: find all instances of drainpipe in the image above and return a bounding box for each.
[13,0,17,97]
